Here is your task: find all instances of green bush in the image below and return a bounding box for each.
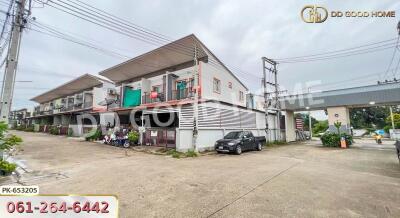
[85,128,102,141]
[67,128,73,137]
[384,125,391,133]
[49,126,59,135]
[128,131,139,144]
[186,150,198,157]
[24,125,34,132]
[320,133,353,147]
[172,152,181,158]
[15,125,25,131]
[0,160,17,175]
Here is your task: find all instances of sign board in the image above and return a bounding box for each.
[151,131,158,137]
[295,118,304,130]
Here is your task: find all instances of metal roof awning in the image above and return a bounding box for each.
[98,34,248,90]
[30,74,105,103]
[280,83,400,111]
[99,34,208,84]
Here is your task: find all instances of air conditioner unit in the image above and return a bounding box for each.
[107,88,117,95]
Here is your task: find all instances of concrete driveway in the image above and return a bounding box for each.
[4,131,400,218]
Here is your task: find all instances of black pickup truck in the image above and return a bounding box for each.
[214,131,266,155]
[396,140,400,164]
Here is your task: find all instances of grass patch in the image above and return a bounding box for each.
[264,140,288,147]
[185,150,198,157]
[165,149,198,158]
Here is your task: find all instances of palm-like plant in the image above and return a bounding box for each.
[334,121,342,134]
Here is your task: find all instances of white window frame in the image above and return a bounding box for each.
[213,77,221,94]
[239,91,244,102]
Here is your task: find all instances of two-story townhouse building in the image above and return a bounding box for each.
[9,108,30,127]
[28,74,116,135]
[98,34,278,151]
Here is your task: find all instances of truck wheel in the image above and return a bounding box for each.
[398,149,400,164]
[235,145,242,155]
[256,142,262,151]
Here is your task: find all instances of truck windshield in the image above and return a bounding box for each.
[224,132,242,139]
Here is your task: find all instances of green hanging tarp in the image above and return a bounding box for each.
[123,87,141,107]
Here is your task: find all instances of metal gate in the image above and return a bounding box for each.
[144,128,176,148]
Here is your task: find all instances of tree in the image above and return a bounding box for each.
[313,120,328,134]
[350,107,391,129]
[385,113,400,129]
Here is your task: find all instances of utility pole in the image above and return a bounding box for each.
[192,43,199,152]
[273,62,280,141]
[262,57,279,142]
[0,0,30,123]
[262,58,269,138]
[308,110,313,139]
[390,106,395,131]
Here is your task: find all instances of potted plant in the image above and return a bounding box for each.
[128,131,139,145]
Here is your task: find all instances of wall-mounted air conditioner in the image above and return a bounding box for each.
[107,88,117,95]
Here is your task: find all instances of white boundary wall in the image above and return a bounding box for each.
[176,101,277,152]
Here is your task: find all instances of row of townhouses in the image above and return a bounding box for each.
[12,35,281,151]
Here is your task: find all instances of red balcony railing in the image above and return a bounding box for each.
[142,92,165,104]
[171,88,194,100]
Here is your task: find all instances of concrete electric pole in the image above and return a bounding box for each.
[0,0,30,123]
[192,43,199,152]
[262,57,279,141]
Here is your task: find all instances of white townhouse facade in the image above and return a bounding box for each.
[24,34,280,150]
[28,74,117,136]
[98,34,279,151]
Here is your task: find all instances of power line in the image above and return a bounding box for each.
[67,0,172,42]
[28,21,130,59]
[38,0,248,74]
[382,36,400,79]
[394,46,400,78]
[38,0,197,57]
[278,42,400,63]
[31,0,260,83]
[275,37,398,61]
[0,0,13,41]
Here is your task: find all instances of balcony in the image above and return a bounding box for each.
[74,102,83,110]
[171,88,194,100]
[83,101,93,109]
[142,92,165,104]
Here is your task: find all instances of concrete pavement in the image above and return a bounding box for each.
[3,131,400,218]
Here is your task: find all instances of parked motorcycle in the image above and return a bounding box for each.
[110,128,130,148]
[374,134,383,144]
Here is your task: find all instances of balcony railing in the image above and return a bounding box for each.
[74,102,83,110]
[171,88,194,100]
[83,101,93,109]
[142,92,165,104]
